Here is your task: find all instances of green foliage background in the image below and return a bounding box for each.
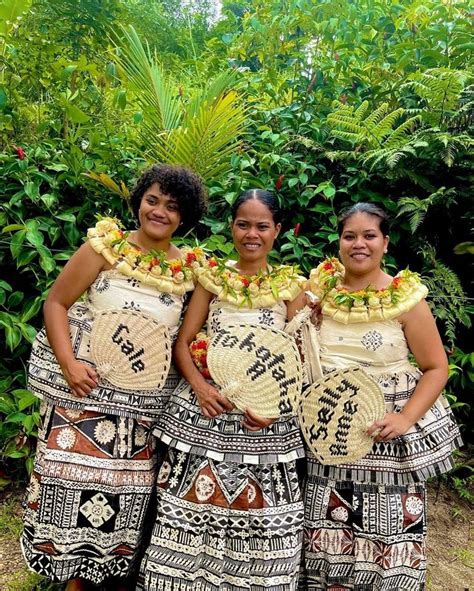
[0,0,472,489]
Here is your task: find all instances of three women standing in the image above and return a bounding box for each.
[21,164,207,590]
[23,177,462,591]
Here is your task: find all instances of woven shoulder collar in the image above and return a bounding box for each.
[196,258,306,308]
[87,217,206,295]
[307,257,428,324]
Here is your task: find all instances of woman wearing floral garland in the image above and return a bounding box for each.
[21,164,207,591]
[138,189,307,590]
[300,202,462,591]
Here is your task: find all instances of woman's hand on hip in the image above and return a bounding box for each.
[367,412,413,441]
[194,383,234,419]
[62,360,98,398]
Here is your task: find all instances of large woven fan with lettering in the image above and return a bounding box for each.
[207,324,302,418]
[298,366,385,465]
[90,309,171,391]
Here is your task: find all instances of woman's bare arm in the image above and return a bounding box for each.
[43,242,106,397]
[174,284,234,419]
[368,300,448,440]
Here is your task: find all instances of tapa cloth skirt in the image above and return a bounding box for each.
[21,402,160,584]
[299,471,427,591]
[138,448,304,590]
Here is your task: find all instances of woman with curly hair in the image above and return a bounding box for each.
[21,164,207,591]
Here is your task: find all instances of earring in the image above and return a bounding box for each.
[384,249,388,254]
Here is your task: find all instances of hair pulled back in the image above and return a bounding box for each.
[337,202,390,236]
[231,189,282,225]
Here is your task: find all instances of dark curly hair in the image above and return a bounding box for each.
[130,164,207,234]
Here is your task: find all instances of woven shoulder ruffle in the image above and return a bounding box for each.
[87,217,206,295]
[307,259,428,324]
[196,259,305,308]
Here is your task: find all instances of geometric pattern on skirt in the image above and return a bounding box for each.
[309,370,463,486]
[138,448,304,590]
[21,404,158,584]
[300,474,426,591]
[156,378,304,465]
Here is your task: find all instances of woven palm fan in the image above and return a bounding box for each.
[90,309,171,391]
[207,324,302,418]
[298,366,385,465]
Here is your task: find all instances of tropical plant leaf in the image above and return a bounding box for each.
[112,25,248,182]
[113,25,182,132]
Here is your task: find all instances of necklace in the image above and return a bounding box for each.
[307,257,428,323]
[196,257,305,307]
[87,216,206,294]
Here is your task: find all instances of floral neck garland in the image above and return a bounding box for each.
[87,216,206,295]
[307,257,428,324]
[196,257,306,308]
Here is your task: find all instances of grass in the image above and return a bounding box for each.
[0,496,23,538]
[0,493,59,591]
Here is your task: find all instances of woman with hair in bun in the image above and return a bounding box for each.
[21,164,207,591]
[139,189,308,590]
[300,202,462,591]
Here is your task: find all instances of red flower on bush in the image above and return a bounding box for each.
[274,174,284,191]
[14,146,25,160]
[294,223,301,237]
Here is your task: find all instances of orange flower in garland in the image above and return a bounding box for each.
[189,333,211,379]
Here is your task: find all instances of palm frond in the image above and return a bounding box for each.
[401,68,469,123]
[114,25,182,132]
[397,187,457,233]
[153,90,247,180]
[111,26,248,182]
[327,100,421,168]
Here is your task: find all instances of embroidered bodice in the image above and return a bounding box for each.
[319,318,415,375]
[207,298,287,336]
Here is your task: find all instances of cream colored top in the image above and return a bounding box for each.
[88,270,184,339]
[319,317,416,376]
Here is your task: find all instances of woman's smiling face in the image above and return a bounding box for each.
[231,198,281,264]
[138,182,181,241]
[339,211,389,275]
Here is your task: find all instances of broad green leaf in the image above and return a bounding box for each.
[19,322,37,343]
[56,212,76,222]
[5,324,21,350]
[24,181,40,200]
[65,103,90,124]
[14,389,37,411]
[7,291,24,307]
[0,87,7,110]
[2,224,25,232]
[10,229,26,259]
[0,0,32,36]
[0,280,12,292]
[21,297,43,322]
